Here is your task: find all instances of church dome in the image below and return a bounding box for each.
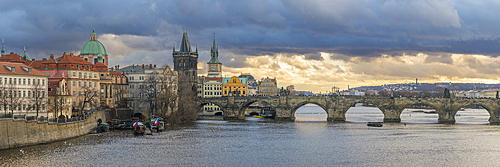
[80,30,107,55]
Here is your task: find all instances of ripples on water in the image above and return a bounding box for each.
[1,106,499,166]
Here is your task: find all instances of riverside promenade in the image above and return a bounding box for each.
[0,109,106,150]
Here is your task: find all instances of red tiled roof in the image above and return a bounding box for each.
[110,71,125,77]
[0,62,49,77]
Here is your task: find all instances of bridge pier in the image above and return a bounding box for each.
[327,108,346,122]
[382,109,401,123]
[437,108,455,124]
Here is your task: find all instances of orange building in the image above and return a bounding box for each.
[222,76,247,96]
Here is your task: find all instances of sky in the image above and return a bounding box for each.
[2,0,500,93]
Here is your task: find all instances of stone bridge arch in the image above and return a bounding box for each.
[290,101,329,117]
[455,100,498,123]
[197,99,227,116]
[238,100,274,116]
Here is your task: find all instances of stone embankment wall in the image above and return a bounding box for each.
[0,110,106,150]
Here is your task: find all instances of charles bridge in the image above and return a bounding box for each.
[198,95,500,124]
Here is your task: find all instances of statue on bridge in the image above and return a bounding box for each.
[444,88,450,98]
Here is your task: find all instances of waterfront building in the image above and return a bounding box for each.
[173,29,198,89]
[116,64,177,113]
[207,36,222,77]
[222,76,247,96]
[258,77,278,96]
[0,62,49,117]
[30,53,101,114]
[79,30,109,65]
[238,73,257,96]
[47,78,72,118]
[197,77,204,98]
[202,77,223,115]
[110,71,129,108]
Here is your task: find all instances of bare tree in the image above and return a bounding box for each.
[156,66,178,118]
[164,72,197,124]
[79,86,99,114]
[139,71,160,118]
[113,85,130,108]
[48,87,72,118]
[6,81,23,117]
[0,83,8,117]
[30,79,47,118]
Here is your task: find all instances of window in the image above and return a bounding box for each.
[79,72,82,78]
[37,79,40,85]
[89,82,92,87]
[23,79,25,85]
[27,79,30,85]
[42,91,44,97]
[79,91,82,96]
[9,78,12,84]
[23,91,25,97]
[14,78,16,85]
[42,79,45,86]
[73,91,76,97]
[79,81,81,86]
[95,82,97,87]
[73,81,76,86]
[84,82,87,87]
[73,72,76,77]
[94,73,97,78]
[28,91,31,97]
[84,73,87,78]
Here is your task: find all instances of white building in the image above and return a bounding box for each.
[0,62,49,118]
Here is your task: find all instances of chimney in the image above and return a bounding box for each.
[132,64,134,68]
[63,52,66,55]
[10,52,13,54]
[50,54,54,59]
[142,64,144,68]
[154,64,156,68]
[149,64,152,69]
[42,58,47,60]
[117,65,119,69]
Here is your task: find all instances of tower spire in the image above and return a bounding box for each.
[1,38,5,56]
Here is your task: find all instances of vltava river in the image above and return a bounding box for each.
[1,106,499,166]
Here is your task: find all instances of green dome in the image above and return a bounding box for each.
[81,40,107,55]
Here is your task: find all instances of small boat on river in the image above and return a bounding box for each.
[367,122,383,127]
[133,122,145,135]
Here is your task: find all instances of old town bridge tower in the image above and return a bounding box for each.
[173,29,198,90]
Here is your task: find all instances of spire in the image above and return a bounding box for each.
[195,44,198,53]
[21,46,32,61]
[173,43,175,52]
[179,30,192,52]
[208,35,221,64]
[1,38,5,56]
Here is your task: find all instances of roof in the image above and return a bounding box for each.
[223,76,247,84]
[95,62,108,71]
[110,71,125,77]
[0,62,49,77]
[203,77,223,83]
[179,32,192,52]
[238,74,255,80]
[208,37,221,64]
[31,53,99,71]
[0,53,27,63]
[80,31,107,55]
[116,64,161,74]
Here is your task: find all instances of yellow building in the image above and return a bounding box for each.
[223,76,247,96]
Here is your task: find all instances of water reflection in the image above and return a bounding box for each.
[1,107,500,166]
[294,104,327,122]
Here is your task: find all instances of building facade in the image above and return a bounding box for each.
[48,78,72,118]
[222,76,247,96]
[258,77,278,96]
[0,62,49,117]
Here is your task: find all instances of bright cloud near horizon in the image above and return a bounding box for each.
[2,0,500,92]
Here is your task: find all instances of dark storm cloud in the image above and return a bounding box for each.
[2,0,500,65]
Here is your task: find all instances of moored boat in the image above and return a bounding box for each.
[367,122,383,127]
[133,122,145,135]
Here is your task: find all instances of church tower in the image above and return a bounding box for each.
[173,28,199,86]
[207,35,222,77]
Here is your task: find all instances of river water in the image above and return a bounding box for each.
[1,106,499,166]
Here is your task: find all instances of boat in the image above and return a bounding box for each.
[252,115,264,118]
[100,123,110,132]
[133,122,145,135]
[111,119,120,129]
[367,122,383,127]
[151,118,165,132]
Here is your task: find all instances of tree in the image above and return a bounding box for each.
[78,86,99,114]
[113,85,131,108]
[7,81,23,117]
[48,86,72,118]
[139,71,160,118]
[163,72,197,124]
[0,83,8,117]
[155,66,178,118]
[31,79,47,118]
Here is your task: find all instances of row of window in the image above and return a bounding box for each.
[204,92,222,96]
[72,72,98,79]
[0,90,45,98]
[0,104,46,111]
[0,78,45,86]
[72,91,98,97]
[129,76,145,80]
[73,81,98,87]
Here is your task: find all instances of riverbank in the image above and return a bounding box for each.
[0,110,106,150]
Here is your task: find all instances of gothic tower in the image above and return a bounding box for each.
[207,35,222,77]
[173,28,199,87]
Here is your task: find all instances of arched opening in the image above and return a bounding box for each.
[455,104,490,124]
[198,102,224,116]
[345,102,384,123]
[293,103,327,122]
[132,113,147,122]
[400,103,439,124]
[241,101,275,119]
